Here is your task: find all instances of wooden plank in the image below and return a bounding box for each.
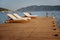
[0,17,60,40]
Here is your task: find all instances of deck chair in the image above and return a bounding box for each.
[23,12,38,18]
[5,14,28,23]
[13,13,31,20]
[7,14,18,20]
[7,14,28,20]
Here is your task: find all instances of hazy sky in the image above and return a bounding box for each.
[0,0,60,10]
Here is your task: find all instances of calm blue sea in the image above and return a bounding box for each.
[0,11,60,28]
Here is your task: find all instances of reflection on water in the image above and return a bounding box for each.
[0,11,60,28]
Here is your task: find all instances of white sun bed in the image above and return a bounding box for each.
[13,13,31,20]
[23,12,38,17]
[7,14,28,21]
[5,14,30,23]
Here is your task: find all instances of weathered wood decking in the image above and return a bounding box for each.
[0,17,60,40]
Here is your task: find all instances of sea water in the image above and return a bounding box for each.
[0,11,60,28]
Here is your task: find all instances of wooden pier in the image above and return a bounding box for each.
[0,17,60,40]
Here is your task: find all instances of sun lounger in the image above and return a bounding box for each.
[5,14,29,23]
[7,14,17,20]
[13,13,31,20]
[7,14,28,20]
[23,12,38,18]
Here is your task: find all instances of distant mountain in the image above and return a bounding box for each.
[0,8,10,11]
[16,5,60,12]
